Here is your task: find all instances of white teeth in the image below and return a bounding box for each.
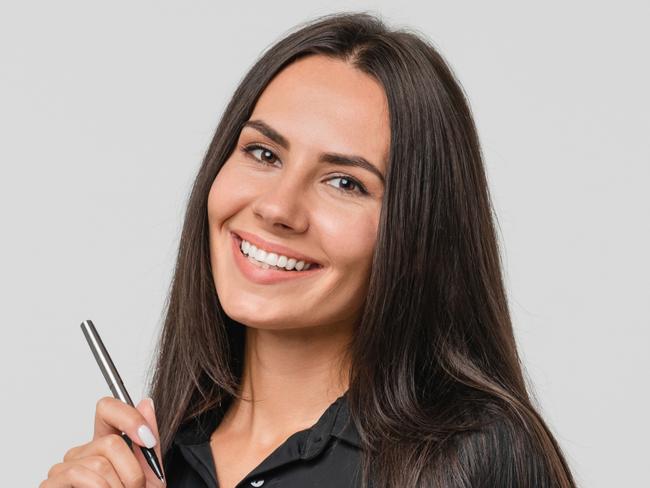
[239,238,318,271]
[265,252,278,266]
[247,255,268,269]
[255,248,267,262]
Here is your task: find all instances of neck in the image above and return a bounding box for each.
[221,322,352,446]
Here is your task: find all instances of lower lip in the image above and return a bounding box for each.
[230,232,324,285]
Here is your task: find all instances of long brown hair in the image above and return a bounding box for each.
[147,11,577,487]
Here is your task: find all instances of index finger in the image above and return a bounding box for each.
[94,396,158,449]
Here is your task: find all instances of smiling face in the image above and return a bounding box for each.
[207,54,390,332]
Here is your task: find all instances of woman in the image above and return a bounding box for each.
[41,11,577,488]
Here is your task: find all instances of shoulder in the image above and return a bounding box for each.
[431,409,558,487]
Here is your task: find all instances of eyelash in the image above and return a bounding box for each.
[240,144,369,197]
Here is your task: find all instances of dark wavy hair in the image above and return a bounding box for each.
[147,11,577,487]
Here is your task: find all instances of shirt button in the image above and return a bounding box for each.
[250,480,264,487]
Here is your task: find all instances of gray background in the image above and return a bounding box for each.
[1,1,648,486]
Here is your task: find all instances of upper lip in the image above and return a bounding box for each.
[231,229,323,266]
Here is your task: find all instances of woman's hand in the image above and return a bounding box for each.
[39,396,165,488]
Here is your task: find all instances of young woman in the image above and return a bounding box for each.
[41,11,577,488]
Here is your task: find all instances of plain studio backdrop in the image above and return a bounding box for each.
[1,1,647,486]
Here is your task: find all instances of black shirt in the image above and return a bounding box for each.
[163,392,363,487]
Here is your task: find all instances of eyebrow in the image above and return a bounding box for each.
[242,119,385,185]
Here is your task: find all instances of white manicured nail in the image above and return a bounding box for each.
[137,425,157,449]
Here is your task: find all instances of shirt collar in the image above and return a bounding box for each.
[330,391,361,448]
[172,390,361,452]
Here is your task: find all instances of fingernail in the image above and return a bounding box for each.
[137,424,157,449]
[146,397,155,412]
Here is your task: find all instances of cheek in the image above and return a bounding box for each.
[207,161,253,226]
[207,175,226,227]
[319,207,379,272]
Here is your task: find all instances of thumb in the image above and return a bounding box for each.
[135,397,166,485]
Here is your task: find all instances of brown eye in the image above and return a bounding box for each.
[326,176,367,196]
[242,144,280,166]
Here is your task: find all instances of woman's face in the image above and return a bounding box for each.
[207,54,390,333]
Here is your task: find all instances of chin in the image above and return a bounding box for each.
[218,300,287,329]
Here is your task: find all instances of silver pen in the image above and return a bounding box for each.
[80,319,165,483]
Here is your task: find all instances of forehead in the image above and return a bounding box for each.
[247,55,391,173]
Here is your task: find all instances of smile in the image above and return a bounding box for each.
[239,238,317,271]
[230,232,324,284]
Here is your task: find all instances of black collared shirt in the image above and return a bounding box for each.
[163,392,363,488]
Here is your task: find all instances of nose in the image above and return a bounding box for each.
[250,171,310,233]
